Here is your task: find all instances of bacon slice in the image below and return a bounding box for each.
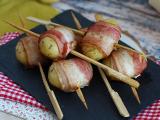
[103,48,147,77]
[80,21,121,59]
[21,36,46,66]
[48,58,93,92]
[39,27,75,60]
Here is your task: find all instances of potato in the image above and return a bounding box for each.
[81,44,103,61]
[39,37,59,59]
[16,41,28,66]
[48,63,61,89]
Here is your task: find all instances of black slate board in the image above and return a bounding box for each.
[0,10,160,120]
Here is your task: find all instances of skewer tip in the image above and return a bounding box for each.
[76,88,88,110]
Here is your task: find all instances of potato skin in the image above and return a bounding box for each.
[16,41,28,66]
[48,63,61,89]
[81,44,103,61]
[39,37,59,60]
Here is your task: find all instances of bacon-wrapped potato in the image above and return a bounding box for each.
[39,27,76,61]
[16,36,47,67]
[48,58,93,92]
[80,21,121,60]
[103,48,147,78]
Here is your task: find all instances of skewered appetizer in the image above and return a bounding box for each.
[39,26,76,60]
[16,36,47,67]
[80,21,121,60]
[103,48,147,78]
[48,58,93,92]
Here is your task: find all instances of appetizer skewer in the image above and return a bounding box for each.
[15,16,64,119]
[39,63,63,120]
[15,34,88,109]
[4,20,140,89]
[48,58,93,109]
[94,14,144,104]
[72,12,146,103]
[71,12,130,117]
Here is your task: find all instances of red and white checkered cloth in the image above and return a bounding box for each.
[0,32,20,45]
[0,32,160,119]
[133,99,160,120]
[0,32,47,111]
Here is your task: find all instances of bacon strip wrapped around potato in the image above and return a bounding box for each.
[103,48,147,78]
[48,58,93,92]
[39,27,76,61]
[80,21,121,60]
[16,36,47,67]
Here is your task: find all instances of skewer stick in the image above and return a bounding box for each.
[95,13,141,104]
[131,87,141,104]
[4,20,140,89]
[71,11,89,109]
[76,88,88,109]
[3,20,39,37]
[71,11,82,30]
[98,68,130,117]
[38,63,63,120]
[27,16,84,35]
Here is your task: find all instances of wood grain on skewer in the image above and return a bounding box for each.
[4,20,140,88]
[95,13,141,104]
[98,68,130,117]
[38,63,63,120]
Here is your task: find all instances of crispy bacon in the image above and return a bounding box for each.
[49,58,93,92]
[21,36,46,66]
[39,27,75,59]
[80,21,121,58]
[103,48,147,77]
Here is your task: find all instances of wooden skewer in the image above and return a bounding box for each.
[3,20,39,37]
[17,11,25,28]
[4,20,140,89]
[95,13,141,104]
[26,16,146,57]
[27,16,84,35]
[131,87,141,104]
[38,63,63,120]
[71,11,82,30]
[98,68,130,117]
[71,11,89,109]
[76,88,88,109]
[44,22,88,109]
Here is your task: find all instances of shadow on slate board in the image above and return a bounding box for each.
[0,10,160,120]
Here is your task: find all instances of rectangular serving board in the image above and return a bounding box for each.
[0,10,160,120]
